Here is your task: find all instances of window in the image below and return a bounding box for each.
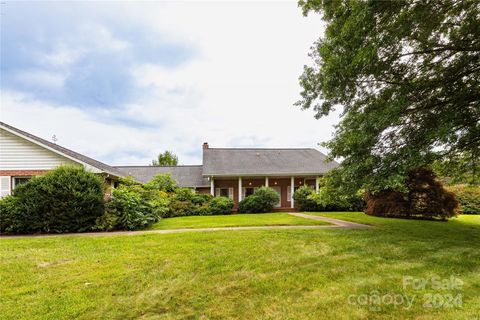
[220,188,229,197]
[13,177,31,189]
[215,187,233,200]
[242,187,258,199]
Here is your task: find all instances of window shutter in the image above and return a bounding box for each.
[242,187,246,199]
[228,188,234,200]
[287,186,291,202]
[0,176,11,198]
[254,187,259,192]
[215,188,220,197]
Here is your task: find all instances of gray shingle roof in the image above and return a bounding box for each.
[202,148,339,176]
[114,165,210,187]
[0,121,125,177]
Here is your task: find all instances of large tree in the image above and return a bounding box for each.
[297,0,480,192]
[150,151,178,166]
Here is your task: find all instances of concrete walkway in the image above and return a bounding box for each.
[287,212,371,229]
[1,213,370,239]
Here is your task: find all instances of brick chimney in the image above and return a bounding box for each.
[202,142,209,149]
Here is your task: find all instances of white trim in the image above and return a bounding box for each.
[238,177,242,202]
[290,176,294,208]
[265,177,269,187]
[210,177,215,196]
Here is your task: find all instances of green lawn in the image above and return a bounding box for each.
[1,213,479,319]
[150,212,330,229]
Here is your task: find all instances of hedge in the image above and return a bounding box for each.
[0,166,104,233]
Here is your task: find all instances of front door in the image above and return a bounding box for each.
[272,186,281,207]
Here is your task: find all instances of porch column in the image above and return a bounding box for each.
[238,177,243,202]
[265,176,269,187]
[290,176,294,208]
[210,177,214,196]
[315,176,320,192]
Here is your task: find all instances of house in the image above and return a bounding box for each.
[0,122,339,211]
[116,143,339,211]
[0,122,124,198]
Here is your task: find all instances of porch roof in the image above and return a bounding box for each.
[202,148,339,177]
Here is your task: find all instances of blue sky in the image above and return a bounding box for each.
[1,1,339,165]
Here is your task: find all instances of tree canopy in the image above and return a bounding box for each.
[297,0,479,192]
[150,151,179,166]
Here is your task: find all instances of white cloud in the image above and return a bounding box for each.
[1,2,340,166]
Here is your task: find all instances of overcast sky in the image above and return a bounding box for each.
[1,1,340,165]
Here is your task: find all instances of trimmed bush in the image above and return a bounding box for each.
[293,186,318,211]
[210,197,234,215]
[0,166,104,233]
[238,187,280,213]
[447,185,480,214]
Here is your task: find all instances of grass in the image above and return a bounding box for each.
[150,212,330,229]
[1,213,479,319]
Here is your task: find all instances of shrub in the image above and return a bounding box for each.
[447,185,480,214]
[0,166,104,233]
[365,168,458,220]
[238,195,262,213]
[210,197,234,215]
[144,173,177,192]
[106,185,157,230]
[238,187,279,213]
[293,186,318,211]
[103,178,169,230]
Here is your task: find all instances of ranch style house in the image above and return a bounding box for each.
[0,122,338,211]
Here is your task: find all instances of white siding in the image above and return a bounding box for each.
[0,128,76,170]
[0,176,11,198]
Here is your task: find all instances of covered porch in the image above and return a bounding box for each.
[208,175,321,211]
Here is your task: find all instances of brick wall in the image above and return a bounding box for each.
[0,169,49,176]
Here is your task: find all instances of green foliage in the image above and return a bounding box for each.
[209,197,235,215]
[0,166,104,233]
[101,176,169,231]
[144,173,178,192]
[297,0,480,193]
[107,186,157,230]
[167,189,219,217]
[447,185,480,214]
[238,187,280,213]
[150,150,179,166]
[433,151,479,186]
[292,186,318,211]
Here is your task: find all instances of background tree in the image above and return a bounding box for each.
[297,0,480,193]
[150,151,179,166]
[433,151,478,185]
